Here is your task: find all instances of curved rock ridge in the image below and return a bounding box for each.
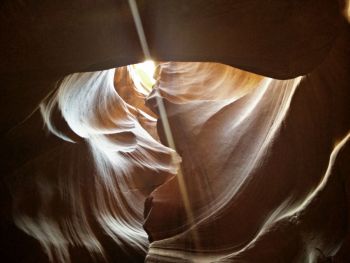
[11,68,179,263]
[145,56,350,262]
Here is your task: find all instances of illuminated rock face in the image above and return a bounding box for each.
[144,30,350,262]
[1,1,350,263]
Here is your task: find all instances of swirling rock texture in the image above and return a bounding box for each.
[0,0,349,263]
[145,57,350,262]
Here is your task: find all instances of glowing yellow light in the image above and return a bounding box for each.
[138,60,156,80]
[131,60,156,93]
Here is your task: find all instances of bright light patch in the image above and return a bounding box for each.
[130,60,156,94]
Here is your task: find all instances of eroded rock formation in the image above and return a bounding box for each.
[1,1,349,262]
